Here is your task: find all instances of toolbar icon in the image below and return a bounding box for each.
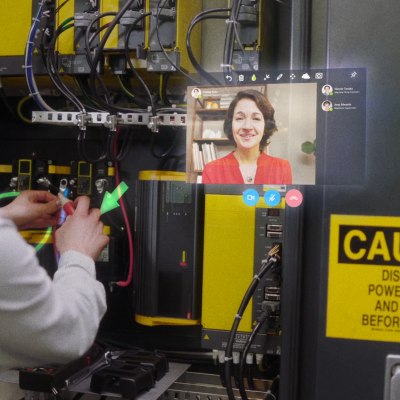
[276,74,283,81]
[226,75,232,82]
[243,189,259,207]
[290,73,296,80]
[302,73,311,79]
[264,189,281,207]
[263,74,270,80]
[351,71,357,78]
[315,72,323,79]
[238,75,244,82]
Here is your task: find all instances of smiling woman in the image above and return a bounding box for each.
[202,89,292,184]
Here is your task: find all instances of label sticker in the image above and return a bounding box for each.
[327,215,400,342]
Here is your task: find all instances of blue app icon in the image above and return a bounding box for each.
[264,189,281,207]
[243,189,260,207]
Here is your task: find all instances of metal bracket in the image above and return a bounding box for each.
[147,116,159,133]
[75,113,93,130]
[104,115,123,131]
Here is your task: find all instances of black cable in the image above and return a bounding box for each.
[233,362,240,388]
[100,396,108,400]
[239,309,272,400]
[124,12,156,116]
[76,75,104,111]
[150,126,180,159]
[247,363,254,390]
[73,75,104,112]
[119,74,152,108]
[160,73,172,107]
[46,20,86,113]
[186,9,231,85]
[47,21,84,111]
[78,128,110,163]
[109,126,134,163]
[89,2,144,114]
[84,12,116,111]
[219,362,226,387]
[155,0,200,85]
[224,256,279,400]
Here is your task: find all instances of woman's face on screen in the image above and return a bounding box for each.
[232,98,265,151]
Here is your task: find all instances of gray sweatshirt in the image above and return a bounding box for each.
[0,215,107,368]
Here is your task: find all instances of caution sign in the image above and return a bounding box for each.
[327,215,400,342]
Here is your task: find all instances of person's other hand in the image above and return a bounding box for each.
[55,196,110,260]
[0,190,61,230]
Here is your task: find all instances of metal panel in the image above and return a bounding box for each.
[294,1,400,399]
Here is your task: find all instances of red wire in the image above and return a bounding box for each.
[114,127,133,287]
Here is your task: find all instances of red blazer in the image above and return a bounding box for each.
[202,152,292,184]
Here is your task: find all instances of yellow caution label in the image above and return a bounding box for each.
[34,48,38,53]
[48,165,71,175]
[0,165,12,173]
[327,215,400,343]
[148,65,153,70]
[108,167,115,176]
[151,40,156,45]
[60,68,64,73]
[76,43,80,48]
[204,334,209,340]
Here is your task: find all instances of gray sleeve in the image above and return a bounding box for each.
[0,216,107,368]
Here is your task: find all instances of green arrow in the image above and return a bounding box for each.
[0,192,20,199]
[100,182,129,215]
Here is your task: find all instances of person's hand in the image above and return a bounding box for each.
[55,196,110,260]
[0,190,61,230]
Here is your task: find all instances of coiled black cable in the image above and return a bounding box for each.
[149,126,181,159]
[77,127,109,164]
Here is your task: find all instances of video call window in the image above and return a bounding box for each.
[185,68,366,186]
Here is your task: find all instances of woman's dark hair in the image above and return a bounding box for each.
[323,100,331,106]
[223,89,278,150]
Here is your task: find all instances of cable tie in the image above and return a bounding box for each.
[26,41,34,45]
[225,357,233,361]
[22,65,33,69]
[32,17,40,22]
[235,314,242,320]
[220,63,232,68]
[254,274,260,281]
[225,19,237,24]
[29,92,40,96]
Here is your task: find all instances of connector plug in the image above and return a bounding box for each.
[262,301,280,313]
